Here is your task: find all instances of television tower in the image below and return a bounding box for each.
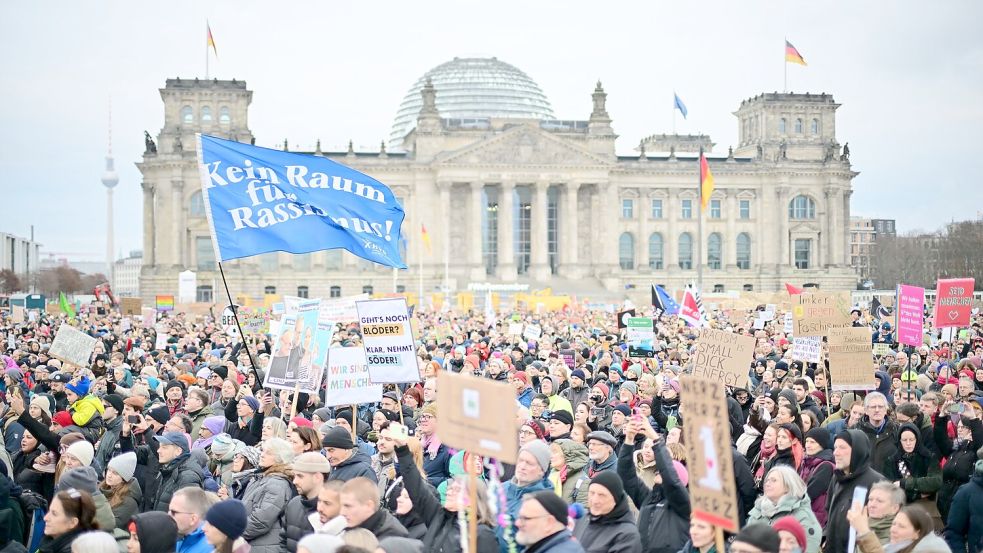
[101,107,119,282]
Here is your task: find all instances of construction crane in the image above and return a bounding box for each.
[93,283,118,306]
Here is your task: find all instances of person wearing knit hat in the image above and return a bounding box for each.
[519,439,552,475]
[30,395,52,418]
[204,499,249,550]
[805,427,832,452]
[147,404,171,428]
[321,426,375,482]
[57,465,100,494]
[107,451,138,482]
[103,393,125,415]
[515,490,582,550]
[282,452,333,552]
[51,410,74,429]
[547,410,574,441]
[572,470,640,551]
[773,516,807,553]
[64,440,95,467]
[733,523,780,553]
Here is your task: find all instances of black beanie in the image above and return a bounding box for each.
[165,380,185,396]
[778,423,803,444]
[211,365,229,380]
[147,405,170,426]
[734,523,780,553]
[549,410,574,427]
[321,426,355,450]
[205,499,248,540]
[805,427,832,451]
[590,470,625,500]
[104,393,124,414]
[530,490,568,525]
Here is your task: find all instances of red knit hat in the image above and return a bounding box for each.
[592,382,610,398]
[513,371,529,386]
[773,516,806,551]
[52,411,73,428]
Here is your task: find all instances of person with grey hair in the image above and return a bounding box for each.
[863,481,905,544]
[858,391,899,471]
[239,437,295,553]
[296,533,343,553]
[746,465,821,552]
[70,530,121,553]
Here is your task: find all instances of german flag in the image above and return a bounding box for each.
[785,40,806,66]
[699,153,715,210]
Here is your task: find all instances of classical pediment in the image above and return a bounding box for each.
[436,124,611,166]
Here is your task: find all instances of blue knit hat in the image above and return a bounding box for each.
[66,376,91,397]
[206,499,248,540]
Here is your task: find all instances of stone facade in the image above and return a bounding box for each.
[138,75,858,303]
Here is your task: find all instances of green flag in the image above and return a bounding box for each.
[59,292,76,318]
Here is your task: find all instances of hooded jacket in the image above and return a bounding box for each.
[549,439,590,506]
[559,381,590,414]
[825,429,885,553]
[132,511,179,553]
[881,422,941,504]
[498,474,554,552]
[240,467,295,553]
[798,447,834,526]
[148,453,205,512]
[280,493,317,553]
[944,470,983,553]
[93,415,124,476]
[618,437,689,553]
[935,413,983,522]
[571,492,642,553]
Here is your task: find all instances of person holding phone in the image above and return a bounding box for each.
[934,396,983,523]
[824,429,885,553]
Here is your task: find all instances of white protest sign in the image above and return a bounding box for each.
[221,305,240,337]
[49,324,98,367]
[323,347,383,407]
[791,336,822,363]
[762,304,776,321]
[783,312,794,335]
[753,318,766,330]
[268,318,281,337]
[523,324,543,341]
[155,333,169,350]
[141,307,156,328]
[356,298,421,383]
[319,294,369,325]
[508,322,523,336]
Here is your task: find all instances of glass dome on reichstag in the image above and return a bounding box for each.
[388,57,555,150]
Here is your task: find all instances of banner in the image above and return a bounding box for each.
[896,284,924,346]
[322,347,382,407]
[792,292,851,336]
[318,294,369,325]
[680,376,739,532]
[932,278,974,328]
[691,328,755,388]
[197,134,406,268]
[791,336,822,363]
[437,371,518,463]
[264,298,322,391]
[156,295,175,312]
[828,327,875,390]
[50,324,98,367]
[626,317,656,358]
[356,298,420,383]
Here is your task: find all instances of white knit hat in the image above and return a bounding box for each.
[64,440,94,467]
[107,451,137,481]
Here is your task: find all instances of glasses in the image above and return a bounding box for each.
[419,414,435,421]
[516,514,551,523]
[518,429,537,436]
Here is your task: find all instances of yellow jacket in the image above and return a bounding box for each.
[70,394,105,427]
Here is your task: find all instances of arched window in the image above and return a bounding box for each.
[201,106,213,122]
[737,233,751,269]
[795,118,803,133]
[810,118,819,134]
[618,232,635,270]
[678,233,693,270]
[778,118,786,134]
[707,233,722,270]
[189,191,205,217]
[181,106,194,123]
[648,233,663,270]
[219,106,231,124]
[788,195,816,219]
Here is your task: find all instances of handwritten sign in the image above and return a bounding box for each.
[508,322,523,336]
[437,371,518,463]
[356,298,420,383]
[783,312,794,335]
[828,327,875,390]
[932,278,974,328]
[12,305,25,323]
[872,343,891,357]
[791,336,822,363]
[49,324,98,368]
[896,285,924,346]
[322,347,383,407]
[319,293,369,324]
[523,324,542,342]
[120,298,142,316]
[680,376,739,532]
[792,292,851,336]
[691,328,755,389]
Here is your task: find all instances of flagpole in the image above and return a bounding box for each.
[205,22,209,80]
[418,248,424,310]
[672,92,676,135]
[217,262,259,382]
[783,38,787,93]
[697,148,704,293]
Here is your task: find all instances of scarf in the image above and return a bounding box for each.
[869,514,894,544]
[421,432,442,459]
[167,397,184,416]
[755,442,776,481]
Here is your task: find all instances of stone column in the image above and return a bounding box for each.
[666,188,678,274]
[172,180,185,269]
[725,189,738,268]
[597,181,620,280]
[529,180,550,280]
[497,181,516,281]
[469,182,485,279]
[824,185,839,267]
[142,182,155,267]
[637,190,649,272]
[561,181,580,278]
[841,189,852,267]
[436,181,452,288]
[776,186,790,268]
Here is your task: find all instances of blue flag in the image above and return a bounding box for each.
[651,284,680,315]
[197,135,407,268]
[673,92,688,119]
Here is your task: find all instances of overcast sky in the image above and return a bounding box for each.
[2,1,981,263]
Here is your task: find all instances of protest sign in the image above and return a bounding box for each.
[616,309,636,329]
[155,333,169,350]
[12,305,25,323]
[156,295,174,312]
[680,376,739,532]
[45,303,61,316]
[323,347,383,407]
[828,327,875,390]
[791,336,822,363]
[626,317,656,358]
[141,307,156,328]
[932,278,974,328]
[872,343,891,357]
[507,322,523,336]
[792,292,851,336]
[560,348,576,370]
[120,298,141,316]
[49,324,98,367]
[896,285,924,346]
[691,328,755,388]
[264,298,322,391]
[220,305,240,336]
[783,312,794,335]
[356,298,420,383]
[523,324,542,342]
[437,371,518,463]
[318,293,369,324]
[197,134,406,268]
[752,317,765,330]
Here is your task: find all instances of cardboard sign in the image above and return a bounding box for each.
[12,305,25,323]
[155,295,175,312]
[155,333,169,350]
[933,278,974,328]
[264,298,322,391]
[896,284,924,346]
[120,298,142,316]
[523,324,542,342]
[792,292,851,336]
[45,303,62,316]
[322,347,383,407]
[828,327,875,390]
[791,336,822,363]
[49,324,98,367]
[691,328,755,388]
[626,317,656,358]
[680,376,739,532]
[437,371,518,463]
[356,298,421,384]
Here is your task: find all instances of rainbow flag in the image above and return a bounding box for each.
[420,223,432,255]
[156,295,175,312]
[785,40,806,66]
[699,153,715,210]
[207,22,218,57]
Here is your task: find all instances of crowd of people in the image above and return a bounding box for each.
[0,297,981,553]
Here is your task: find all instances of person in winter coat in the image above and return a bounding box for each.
[499,440,555,552]
[392,432,499,552]
[127,511,179,553]
[64,376,106,442]
[799,428,834,526]
[745,465,821,553]
[618,420,689,553]
[240,438,295,553]
[322,426,377,483]
[560,369,591,415]
[945,459,983,553]
[675,517,725,553]
[338,477,408,540]
[144,431,205,512]
[514,490,586,553]
[204,499,252,553]
[100,452,141,529]
[882,423,942,516]
[280,452,332,553]
[934,402,983,524]
[847,503,951,553]
[825,429,885,553]
[414,402,452,487]
[223,394,264,447]
[856,391,898,474]
[572,471,642,553]
[548,439,590,506]
[93,393,125,476]
[38,490,100,553]
[764,423,804,475]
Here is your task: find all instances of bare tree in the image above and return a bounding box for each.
[0,270,21,294]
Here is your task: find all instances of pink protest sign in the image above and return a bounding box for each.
[933,278,974,328]
[896,284,924,346]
